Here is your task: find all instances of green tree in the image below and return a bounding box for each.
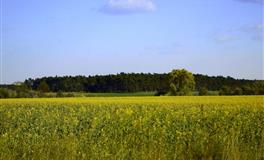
[38,81,50,93]
[254,81,264,95]
[199,87,208,96]
[0,88,9,98]
[219,86,232,95]
[241,85,256,95]
[169,69,195,96]
[233,87,243,95]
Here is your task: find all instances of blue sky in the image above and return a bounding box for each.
[1,0,263,83]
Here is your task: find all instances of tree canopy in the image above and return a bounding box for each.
[169,69,195,95]
[1,71,263,98]
[21,72,262,94]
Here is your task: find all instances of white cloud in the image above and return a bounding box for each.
[100,0,156,14]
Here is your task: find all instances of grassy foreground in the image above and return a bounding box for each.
[0,96,263,160]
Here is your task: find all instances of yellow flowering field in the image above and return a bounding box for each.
[0,96,263,159]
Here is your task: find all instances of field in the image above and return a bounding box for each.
[0,96,263,160]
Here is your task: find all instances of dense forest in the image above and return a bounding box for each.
[24,73,262,93]
[1,72,263,98]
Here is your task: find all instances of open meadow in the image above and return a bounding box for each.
[0,96,263,160]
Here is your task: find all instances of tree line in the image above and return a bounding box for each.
[0,70,263,98]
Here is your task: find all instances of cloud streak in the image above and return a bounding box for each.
[214,34,236,43]
[234,0,263,5]
[240,24,263,41]
[213,23,263,43]
[100,0,156,15]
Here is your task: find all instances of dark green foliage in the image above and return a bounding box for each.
[154,89,168,96]
[195,75,240,91]
[24,72,261,95]
[218,82,264,95]
[29,73,170,93]
[199,87,209,96]
[233,87,243,95]
[241,86,255,95]
[1,71,263,98]
[253,81,264,95]
[219,86,232,95]
[38,81,50,93]
[0,88,9,98]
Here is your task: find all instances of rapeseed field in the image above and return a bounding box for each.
[0,96,263,159]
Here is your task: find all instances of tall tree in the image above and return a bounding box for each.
[169,69,195,96]
[38,81,50,93]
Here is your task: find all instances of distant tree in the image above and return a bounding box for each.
[233,87,243,95]
[219,86,232,95]
[0,88,9,98]
[38,81,50,93]
[24,72,259,94]
[24,78,34,89]
[154,88,168,96]
[242,85,257,95]
[169,69,195,96]
[199,87,208,96]
[254,81,264,95]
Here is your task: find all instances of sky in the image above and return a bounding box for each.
[1,0,263,84]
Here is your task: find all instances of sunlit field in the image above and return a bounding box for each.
[0,96,263,160]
